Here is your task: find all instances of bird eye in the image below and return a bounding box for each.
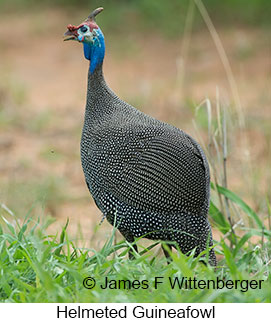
[80,26,88,33]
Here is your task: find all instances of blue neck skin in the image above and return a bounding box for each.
[83,28,105,74]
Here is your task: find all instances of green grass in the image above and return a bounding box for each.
[0,184,270,303]
[0,87,270,302]
[0,0,270,304]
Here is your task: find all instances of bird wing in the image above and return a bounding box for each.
[104,129,209,215]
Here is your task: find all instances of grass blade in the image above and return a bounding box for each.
[211,183,264,230]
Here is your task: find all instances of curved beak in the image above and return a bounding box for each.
[63,29,78,42]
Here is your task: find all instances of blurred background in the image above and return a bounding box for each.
[0,0,270,247]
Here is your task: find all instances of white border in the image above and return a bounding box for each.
[0,303,270,322]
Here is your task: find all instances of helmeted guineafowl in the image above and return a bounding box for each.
[64,8,216,266]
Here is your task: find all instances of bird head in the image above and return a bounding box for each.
[64,7,103,44]
[64,8,105,72]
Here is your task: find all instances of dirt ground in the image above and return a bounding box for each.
[0,9,270,247]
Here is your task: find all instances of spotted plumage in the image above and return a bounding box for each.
[64,8,216,266]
